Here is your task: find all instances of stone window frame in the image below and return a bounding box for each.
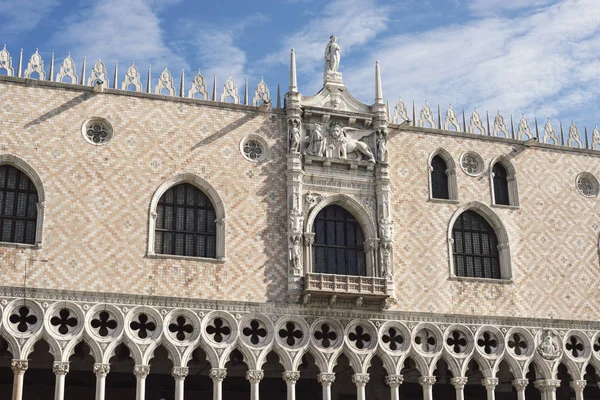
[447,201,512,282]
[147,173,226,261]
[489,156,519,208]
[304,194,379,277]
[0,154,45,247]
[427,148,458,203]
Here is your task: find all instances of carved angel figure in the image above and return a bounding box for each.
[304,123,326,157]
[329,123,375,162]
[289,119,301,153]
[537,331,562,360]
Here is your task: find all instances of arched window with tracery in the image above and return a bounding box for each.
[492,163,510,205]
[313,205,366,276]
[0,165,39,244]
[154,183,216,258]
[452,210,500,279]
[431,155,449,199]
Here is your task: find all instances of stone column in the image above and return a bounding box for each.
[385,374,403,400]
[317,373,335,400]
[210,368,227,400]
[93,363,110,400]
[133,365,150,400]
[11,359,28,400]
[512,378,528,400]
[450,377,468,400]
[53,361,69,400]
[171,366,188,400]
[283,371,300,400]
[246,370,264,400]
[418,376,436,400]
[352,373,370,400]
[482,378,499,400]
[534,379,561,400]
[571,380,586,400]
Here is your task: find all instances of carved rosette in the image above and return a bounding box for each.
[133,365,150,379]
[352,373,370,386]
[93,363,110,377]
[52,361,70,375]
[450,377,468,389]
[246,370,264,384]
[317,373,335,385]
[209,368,227,382]
[283,371,301,383]
[171,366,189,380]
[385,374,404,387]
[11,359,28,373]
[418,376,436,387]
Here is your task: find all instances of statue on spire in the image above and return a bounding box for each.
[324,36,342,84]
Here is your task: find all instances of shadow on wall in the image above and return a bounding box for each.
[191,112,261,149]
[25,92,97,128]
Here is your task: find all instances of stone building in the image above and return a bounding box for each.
[0,38,599,400]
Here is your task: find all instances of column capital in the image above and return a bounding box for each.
[282,371,300,383]
[385,374,403,387]
[571,380,587,391]
[133,365,150,379]
[450,377,468,389]
[512,378,529,391]
[52,361,70,376]
[317,372,335,385]
[93,363,110,377]
[418,376,436,387]
[210,368,227,382]
[246,370,264,384]
[11,359,28,373]
[534,379,561,392]
[171,366,189,379]
[352,373,370,385]
[482,377,499,389]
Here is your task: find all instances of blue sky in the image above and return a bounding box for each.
[2,0,600,135]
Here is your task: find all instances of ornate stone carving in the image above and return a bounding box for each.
[592,125,600,149]
[376,129,388,163]
[352,373,370,385]
[537,330,562,360]
[544,118,559,144]
[418,376,436,386]
[220,75,240,104]
[385,374,404,387]
[444,105,460,131]
[24,49,46,80]
[210,368,227,381]
[154,67,175,96]
[512,378,528,391]
[304,123,326,157]
[122,63,142,92]
[133,365,150,378]
[305,192,324,211]
[171,366,189,379]
[55,54,78,84]
[289,234,303,275]
[304,232,315,246]
[450,377,468,388]
[568,121,584,148]
[187,69,209,99]
[534,379,561,391]
[380,245,392,279]
[252,78,270,106]
[419,102,435,128]
[379,218,394,241]
[517,115,533,140]
[0,45,14,76]
[493,111,509,137]
[394,99,408,124]
[283,371,300,383]
[87,60,108,86]
[570,380,587,391]
[324,35,341,83]
[246,370,264,383]
[328,123,375,162]
[289,118,301,153]
[52,361,69,375]
[289,208,303,232]
[469,108,485,134]
[317,373,335,384]
[482,378,499,389]
[93,363,110,377]
[11,359,28,373]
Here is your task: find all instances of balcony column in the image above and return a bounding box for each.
[283,371,300,400]
[11,359,28,400]
[133,365,150,400]
[534,379,561,400]
[363,238,378,277]
[418,376,436,400]
[93,363,110,400]
[53,361,69,400]
[571,380,586,400]
[352,373,370,400]
[482,378,499,400]
[210,368,227,400]
[450,377,468,400]
[318,373,335,400]
[512,378,528,400]
[171,366,188,400]
[385,374,403,400]
[246,370,264,400]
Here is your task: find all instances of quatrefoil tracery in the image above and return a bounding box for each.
[382,327,404,351]
[508,333,528,356]
[446,330,467,354]
[279,322,303,347]
[9,306,38,333]
[168,316,193,341]
[130,313,157,339]
[415,328,437,353]
[243,320,267,345]
[314,323,337,349]
[206,318,231,343]
[477,332,499,355]
[90,311,117,337]
[566,336,584,358]
[50,309,78,335]
[348,325,371,350]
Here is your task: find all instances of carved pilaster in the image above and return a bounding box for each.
[52,361,69,375]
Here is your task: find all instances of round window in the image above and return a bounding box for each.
[239,135,268,162]
[82,117,113,145]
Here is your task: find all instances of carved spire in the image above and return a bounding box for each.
[146,65,151,93]
[375,61,383,104]
[17,48,23,78]
[113,61,118,89]
[179,69,184,97]
[49,52,54,81]
[244,78,249,105]
[80,57,86,85]
[277,84,281,108]
[212,74,217,101]
[0,45,15,76]
[289,48,298,93]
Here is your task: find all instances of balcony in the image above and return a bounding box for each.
[302,273,392,309]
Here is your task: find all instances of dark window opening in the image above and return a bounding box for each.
[493,163,510,205]
[431,155,449,199]
[0,165,38,244]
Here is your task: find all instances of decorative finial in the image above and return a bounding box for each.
[212,74,217,101]
[289,48,297,93]
[375,61,383,104]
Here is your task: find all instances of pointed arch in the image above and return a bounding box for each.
[489,155,519,207]
[428,148,458,201]
[447,201,512,280]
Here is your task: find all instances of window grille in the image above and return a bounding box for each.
[431,155,449,199]
[452,210,500,279]
[0,165,38,244]
[155,183,216,258]
[313,205,366,276]
[493,163,510,205]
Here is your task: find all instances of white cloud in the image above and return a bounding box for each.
[0,0,59,34]
[468,0,555,15]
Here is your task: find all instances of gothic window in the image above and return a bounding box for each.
[492,163,510,205]
[154,183,217,258]
[452,210,501,279]
[0,165,38,244]
[431,155,449,199]
[313,205,366,276]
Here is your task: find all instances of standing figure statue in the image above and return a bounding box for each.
[304,123,326,156]
[377,130,388,163]
[289,236,303,275]
[324,35,340,77]
[289,118,301,153]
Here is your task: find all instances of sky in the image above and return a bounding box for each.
[2,0,600,135]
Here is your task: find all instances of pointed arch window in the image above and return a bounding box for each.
[154,183,217,258]
[492,163,510,205]
[0,165,39,244]
[431,155,449,199]
[313,205,366,276]
[452,210,500,279]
